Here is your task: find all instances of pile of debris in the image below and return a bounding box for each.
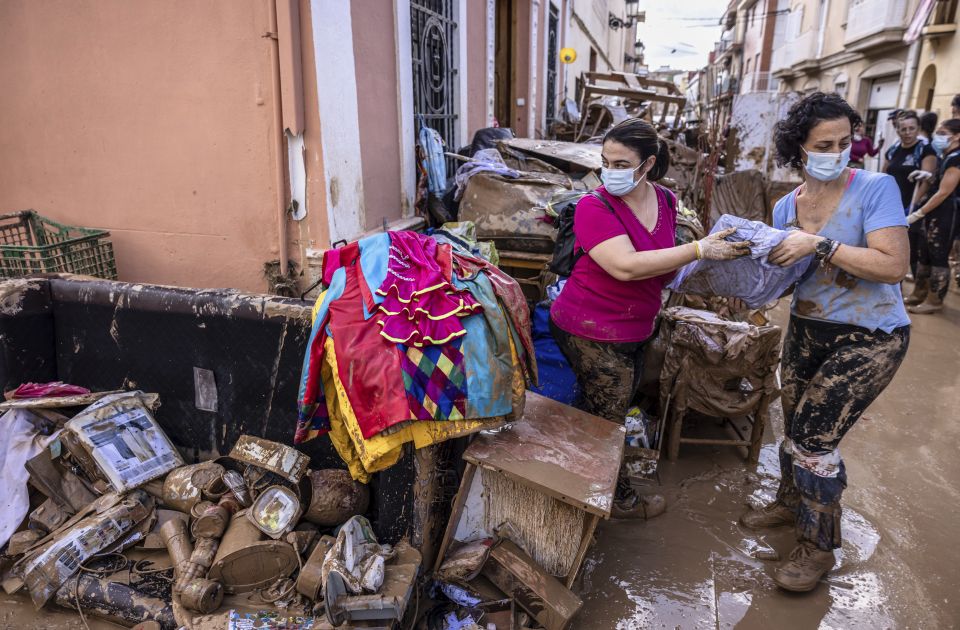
[0,389,418,629]
[0,379,621,630]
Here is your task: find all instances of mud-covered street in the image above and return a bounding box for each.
[1,289,955,630]
[578,291,960,629]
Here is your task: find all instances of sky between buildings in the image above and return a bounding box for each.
[638,0,728,72]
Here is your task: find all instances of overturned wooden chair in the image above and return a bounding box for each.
[657,306,782,462]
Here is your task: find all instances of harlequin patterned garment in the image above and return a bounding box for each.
[400,340,468,421]
[376,231,482,347]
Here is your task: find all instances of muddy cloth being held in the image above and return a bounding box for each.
[669,214,812,308]
[776,316,909,550]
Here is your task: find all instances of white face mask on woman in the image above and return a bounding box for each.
[932,133,953,155]
[801,145,851,182]
[601,159,650,196]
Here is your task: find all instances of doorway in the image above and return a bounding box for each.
[863,75,899,170]
[545,4,559,126]
[916,64,937,113]
[494,0,514,128]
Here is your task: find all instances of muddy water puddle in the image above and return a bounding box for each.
[578,298,960,629]
[579,440,929,628]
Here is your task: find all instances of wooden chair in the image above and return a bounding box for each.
[657,307,782,462]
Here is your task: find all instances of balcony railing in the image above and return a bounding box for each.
[771,29,819,74]
[741,71,779,93]
[845,0,909,45]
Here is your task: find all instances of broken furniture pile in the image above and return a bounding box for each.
[451,135,703,304]
[427,392,621,630]
[562,71,687,143]
[0,390,417,629]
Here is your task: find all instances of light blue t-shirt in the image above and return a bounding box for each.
[772,170,911,333]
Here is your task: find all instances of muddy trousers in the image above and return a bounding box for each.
[777,317,910,551]
[908,221,924,279]
[548,317,647,422]
[916,199,959,299]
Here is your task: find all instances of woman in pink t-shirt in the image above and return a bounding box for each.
[550,118,749,519]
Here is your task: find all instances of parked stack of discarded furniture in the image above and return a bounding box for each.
[574,71,687,142]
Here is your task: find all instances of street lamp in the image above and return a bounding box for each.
[609,7,646,29]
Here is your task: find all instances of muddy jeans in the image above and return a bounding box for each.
[548,317,646,423]
[777,316,909,550]
[916,198,959,299]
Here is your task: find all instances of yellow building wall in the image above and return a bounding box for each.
[911,33,960,118]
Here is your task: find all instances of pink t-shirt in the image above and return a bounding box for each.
[550,185,677,343]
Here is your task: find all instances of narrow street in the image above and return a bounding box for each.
[579,290,960,629]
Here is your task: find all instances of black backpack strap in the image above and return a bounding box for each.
[885,142,898,162]
[568,192,619,270]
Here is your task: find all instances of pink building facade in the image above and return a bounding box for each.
[0,0,632,292]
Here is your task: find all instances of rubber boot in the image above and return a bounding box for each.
[740,442,799,530]
[909,266,948,314]
[904,264,930,306]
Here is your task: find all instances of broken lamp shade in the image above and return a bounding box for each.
[246,486,301,539]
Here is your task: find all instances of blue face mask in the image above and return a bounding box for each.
[801,145,851,182]
[932,134,952,155]
[601,161,648,196]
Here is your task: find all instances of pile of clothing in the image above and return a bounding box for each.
[297,231,536,482]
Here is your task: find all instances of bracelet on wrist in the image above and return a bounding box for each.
[694,241,702,260]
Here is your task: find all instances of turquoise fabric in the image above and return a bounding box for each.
[452,273,515,418]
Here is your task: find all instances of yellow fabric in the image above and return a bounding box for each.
[322,336,518,483]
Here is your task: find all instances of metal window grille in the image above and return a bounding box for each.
[411,0,459,175]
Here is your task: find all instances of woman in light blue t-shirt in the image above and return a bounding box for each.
[738,93,910,594]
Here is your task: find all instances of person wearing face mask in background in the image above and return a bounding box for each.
[739,93,910,593]
[549,118,750,519]
[883,110,937,300]
[904,119,960,313]
[848,121,881,169]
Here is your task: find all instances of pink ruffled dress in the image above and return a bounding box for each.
[376,231,481,346]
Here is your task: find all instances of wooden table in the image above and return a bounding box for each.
[434,392,624,588]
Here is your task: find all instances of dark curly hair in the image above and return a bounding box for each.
[603,117,671,181]
[774,92,862,169]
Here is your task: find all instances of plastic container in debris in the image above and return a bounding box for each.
[0,210,117,279]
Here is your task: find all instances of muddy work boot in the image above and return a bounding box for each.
[739,500,796,530]
[611,476,666,520]
[773,542,835,592]
[909,294,944,314]
[903,273,929,306]
[908,266,949,314]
